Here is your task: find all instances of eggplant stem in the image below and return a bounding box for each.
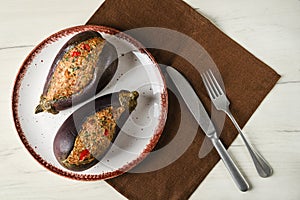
[35,104,44,114]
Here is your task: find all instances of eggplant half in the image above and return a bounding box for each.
[35,31,118,114]
[53,90,139,171]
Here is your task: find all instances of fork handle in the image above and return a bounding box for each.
[225,110,273,178]
[211,136,249,192]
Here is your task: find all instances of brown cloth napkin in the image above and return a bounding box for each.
[86,0,280,199]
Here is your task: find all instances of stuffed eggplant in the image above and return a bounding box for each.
[35,31,118,114]
[53,90,139,171]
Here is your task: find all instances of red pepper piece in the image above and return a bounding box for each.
[71,51,81,57]
[82,44,91,51]
[79,149,90,161]
[104,129,109,136]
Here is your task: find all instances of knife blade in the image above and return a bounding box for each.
[165,66,249,192]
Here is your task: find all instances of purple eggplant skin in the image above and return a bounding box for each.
[35,31,118,114]
[53,90,139,171]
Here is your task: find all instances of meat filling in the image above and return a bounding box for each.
[63,106,125,166]
[46,37,105,101]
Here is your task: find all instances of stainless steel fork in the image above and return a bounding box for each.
[201,69,273,178]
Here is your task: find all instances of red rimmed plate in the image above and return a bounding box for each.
[12,25,168,180]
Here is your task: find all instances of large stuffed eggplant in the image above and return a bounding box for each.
[35,31,118,114]
[53,90,139,171]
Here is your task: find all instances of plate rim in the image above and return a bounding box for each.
[12,25,168,181]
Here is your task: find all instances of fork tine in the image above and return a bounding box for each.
[208,69,224,95]
[206,70,221,97]
[201,72,216,99]
[204,70,219,97]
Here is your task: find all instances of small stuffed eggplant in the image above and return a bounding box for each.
[53,90,139,171]
[35,31,118,114]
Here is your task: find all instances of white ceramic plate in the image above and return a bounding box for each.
[12,25,168,180]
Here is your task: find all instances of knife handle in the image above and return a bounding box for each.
[211,137,250,192]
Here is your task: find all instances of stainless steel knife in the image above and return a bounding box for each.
[165,66,249,192]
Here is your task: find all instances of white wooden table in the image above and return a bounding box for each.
[1,0,299,199]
